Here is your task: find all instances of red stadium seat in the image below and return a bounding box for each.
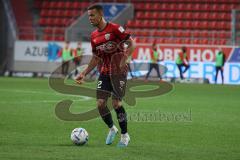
[152,3,161,11]
[42,1,49,9]
[159,21,167,29]
[202,4,211,11]
[220,13,231,21]
[150,20,158,29]
[44,28,53,34]
[145,3,151,10]
[136,12,143,19]
[64,10,71,17]
[183,21,192,30]
[169,12,176,20]
[39,18,47,26]
[126,20,134,28]
[73,2,81,9]
[56,2,64,9]
[167,21,175,29]
[199,21,208,30]
[160,3,168,11]
[43,35,53,41]
[193,4,201,11]
[65,2,71,9]
[177,4,184,11]
[192,12,200,20]
[176,21,184,29]
[47,10,54,17]
[199,31,210,38]
[176,12,184,20]
[134,3,144,10]
[55,36,65,41]
[152,12,159,19]
[156,38,165,44]
[185,12,193,20]
[53,18,61,26]
[134,20,142,28]
[141,20,149,28]
[192,21,200,30]
[142,12,150,19]
[49,1,57,9]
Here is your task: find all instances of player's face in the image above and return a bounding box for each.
[88,9,102,26]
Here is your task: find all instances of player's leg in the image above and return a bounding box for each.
[97,74,118,145]
[112,99,130,147]
[183,64,190,73]
[62,61,66,75]
[111,74,130,147]
[145,63,154,80]
[220,67,224,84]
[177,64,184,79]
[74,60,79,76]
[215,67,219,84]
[153,63,162,80]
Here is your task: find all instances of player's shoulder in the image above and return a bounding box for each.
[108,22,120,28]
[91,29,99,38]
[108,22,122,30]
[108,22,126,33]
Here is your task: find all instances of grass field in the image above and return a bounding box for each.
[0,77,240,160]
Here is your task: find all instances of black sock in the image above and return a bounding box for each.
[98,106,113,128]
[115,106,127,134]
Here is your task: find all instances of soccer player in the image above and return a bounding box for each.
[175,46,190,79]
[215,48,225,84]
[145,43,162,81]
[75,4,135,147]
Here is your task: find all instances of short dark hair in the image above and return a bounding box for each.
[87,4,103,12]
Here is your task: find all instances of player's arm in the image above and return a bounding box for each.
[124,37,136,57]
[75,55,100,84]
[75,37,99,84]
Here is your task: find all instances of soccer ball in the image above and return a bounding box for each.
[70,128,89,145]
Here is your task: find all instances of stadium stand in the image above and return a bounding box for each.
[11,0,240,45]
[11,0,35,40]
[127,0,239,45]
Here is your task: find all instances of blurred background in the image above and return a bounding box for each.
[1,0,240,84]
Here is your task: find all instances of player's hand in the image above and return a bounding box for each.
[75,73,85,84]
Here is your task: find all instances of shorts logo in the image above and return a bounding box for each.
[105,33,111,40]
[119,81,125,90]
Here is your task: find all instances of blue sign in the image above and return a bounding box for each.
[102,4,126,21]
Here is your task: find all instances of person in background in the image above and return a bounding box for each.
[215,48,225,84]
[59,41,73,76]
[145,43,162,82]
[175,46,190,79]
[72,41,83,76]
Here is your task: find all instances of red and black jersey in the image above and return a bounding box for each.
[91,22,131,75]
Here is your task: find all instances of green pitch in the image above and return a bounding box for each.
[0,77,239,160]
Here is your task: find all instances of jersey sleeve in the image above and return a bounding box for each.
[113,24,130,41]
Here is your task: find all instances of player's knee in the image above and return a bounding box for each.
[97,99,106,108]
[112,99,122,109]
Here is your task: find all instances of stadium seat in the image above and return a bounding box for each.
[49,1,57,9]
[56,2,64,9]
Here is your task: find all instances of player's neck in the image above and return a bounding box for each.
[97,18,107,31]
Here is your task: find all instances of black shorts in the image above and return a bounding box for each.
[96,74,127,100]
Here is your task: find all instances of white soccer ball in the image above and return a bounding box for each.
[70,128,89,145]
